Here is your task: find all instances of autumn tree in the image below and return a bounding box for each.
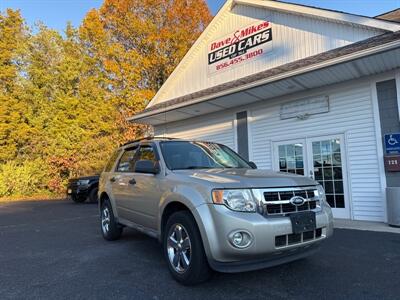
[80,0,212,137]
[0,1,212,198]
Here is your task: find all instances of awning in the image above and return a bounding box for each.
[130,31,400,125]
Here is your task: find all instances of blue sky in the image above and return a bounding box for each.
[1,0,399,32]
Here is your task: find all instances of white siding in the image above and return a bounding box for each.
[155,115,235,150]
[151,4,383,106]
[249,83,384,222]
[156,79,385,222]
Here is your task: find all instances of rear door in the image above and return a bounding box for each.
[110,145,139,220]
[101,148,122,202]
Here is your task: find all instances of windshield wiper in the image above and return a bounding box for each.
[185,166,215,169]
[171,166,215,170]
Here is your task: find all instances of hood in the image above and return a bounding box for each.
[172,168,317,189]
[69,175,99,182]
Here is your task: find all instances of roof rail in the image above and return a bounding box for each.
[121,136,179,147]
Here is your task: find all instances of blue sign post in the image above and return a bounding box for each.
[385,133,400,154]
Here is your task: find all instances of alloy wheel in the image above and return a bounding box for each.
[167,224,192,273]
[101,207,111,234]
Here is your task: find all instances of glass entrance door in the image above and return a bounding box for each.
[310,139,344,208]
[307,136,350,219]
[277,142,305,176]
[274,135,350,219]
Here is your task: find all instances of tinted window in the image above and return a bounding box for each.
[116,148,138,172]
[137,145,157,162]
[104,150,122,172]
[160,141,251,170]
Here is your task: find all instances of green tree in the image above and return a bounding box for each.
[0,9,33,162]
[22,24,123,191]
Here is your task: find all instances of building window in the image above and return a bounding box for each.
[278,144,304,175]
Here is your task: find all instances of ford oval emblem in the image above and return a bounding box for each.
[290,196,306,206]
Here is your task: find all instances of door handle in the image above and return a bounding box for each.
[129,178,136,185]
[110,177,117,183]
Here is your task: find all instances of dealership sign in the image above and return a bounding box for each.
[207,20,273,75]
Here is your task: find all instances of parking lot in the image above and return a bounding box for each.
[0,200,399,300]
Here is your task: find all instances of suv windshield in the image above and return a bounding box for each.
[160,141,251,170]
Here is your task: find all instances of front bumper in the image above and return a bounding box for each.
[209,243,321,273]
[192,203,333,272]
[66,186,90,198]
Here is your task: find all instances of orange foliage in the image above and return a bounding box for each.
[0,2,212,197]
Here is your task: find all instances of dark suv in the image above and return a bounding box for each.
[67,176,99,203]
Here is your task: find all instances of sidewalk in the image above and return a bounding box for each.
[334,219,400,234]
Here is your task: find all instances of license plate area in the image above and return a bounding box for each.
[290,211,316,234]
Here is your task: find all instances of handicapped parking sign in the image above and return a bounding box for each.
[385,133,400,154]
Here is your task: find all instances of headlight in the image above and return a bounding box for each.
[212,189,257,212]
[316,185,327,204]
[77,180,90,186]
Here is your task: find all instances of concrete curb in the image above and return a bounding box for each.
[334,219,400,234]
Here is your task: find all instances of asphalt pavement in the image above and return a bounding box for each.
[0,200,399,300]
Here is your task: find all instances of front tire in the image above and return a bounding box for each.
[163,211,212,285]
[71,194,86,203]
[100,199,122,241]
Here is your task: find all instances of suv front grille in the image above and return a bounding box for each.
[68,180,79,188]
[275,228,323,248]
[263,188,320,216]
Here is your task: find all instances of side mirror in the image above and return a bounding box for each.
[134,160,160,174]
[248,161,258,169]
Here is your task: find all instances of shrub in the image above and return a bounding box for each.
[0,160,49,197]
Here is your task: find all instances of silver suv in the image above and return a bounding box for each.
[99,138,333,285]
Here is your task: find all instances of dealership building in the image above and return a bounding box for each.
[131,0,400,222]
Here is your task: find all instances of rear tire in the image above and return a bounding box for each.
[163,211,212,285]
[89,187,99,203]
[100,199,122,241]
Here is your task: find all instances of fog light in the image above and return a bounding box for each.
[229,231,252,248]
[233,232,243,245]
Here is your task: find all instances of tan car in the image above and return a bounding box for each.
[98,137,334,285]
